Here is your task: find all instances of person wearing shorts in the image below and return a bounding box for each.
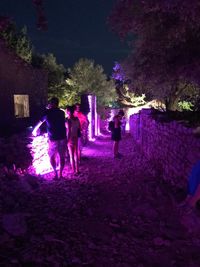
[32,97,67,179]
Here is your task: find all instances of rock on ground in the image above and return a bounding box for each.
[0,133,200,266]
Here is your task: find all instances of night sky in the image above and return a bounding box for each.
[0,0,129,75]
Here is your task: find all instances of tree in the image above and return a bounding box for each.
[66,58,117,108]
[40,53,77,107]
[109,0,200,110]
[0,23,72,106]
[47,82,79,108]
[0,23,32,63]
[42,53,66,87]
[30,52,75,107]
[112,62,146,107]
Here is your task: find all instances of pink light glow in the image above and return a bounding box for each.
[87,95,96,141]
[94,96,98,136]
[126,107,144,132]
[97,114,101,136]
[30,134,54,175]
[87,94,100,140]
[30,94,100,174]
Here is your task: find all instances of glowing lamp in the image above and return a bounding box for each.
[87,94,99,141]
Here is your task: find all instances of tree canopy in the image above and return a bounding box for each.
[0,23,32,63]
[109,0,200,110]
[37,53,75,107]
[66,58,117,108]
[0,21,116,110]
[112,62,146,107]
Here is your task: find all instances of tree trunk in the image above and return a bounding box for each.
[165,84,188,111]
[165,95,180,111]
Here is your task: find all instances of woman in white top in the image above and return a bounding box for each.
[66,106,81,174]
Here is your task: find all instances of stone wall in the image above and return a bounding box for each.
[129,109,200,188]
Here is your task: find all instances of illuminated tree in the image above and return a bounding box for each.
[109,0,200,110]
[31,52,74,107]
[42,53,66,87]
[112,62,145,107]
[40,53,75,106]
[66,58,117,108]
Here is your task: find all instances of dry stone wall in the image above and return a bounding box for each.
[129,109,200,188]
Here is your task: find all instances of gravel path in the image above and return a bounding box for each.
[1,133,200,266]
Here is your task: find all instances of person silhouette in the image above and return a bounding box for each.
[32,97,67,179]
[66,105,81,174]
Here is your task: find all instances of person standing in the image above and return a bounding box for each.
[32,97,67,179]
[65,106,81,174]
[74,103,89,163]
[109,113,123,158]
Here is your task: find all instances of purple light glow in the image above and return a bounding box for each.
[126,107,147,132]
[30,94,100,175]
[97,114,101,136]
[94,96,100,136]
[108,108,143,133]
[87,95,96,141]
[30,134,54,175]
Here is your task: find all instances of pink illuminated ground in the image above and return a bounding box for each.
[1,133,200,266]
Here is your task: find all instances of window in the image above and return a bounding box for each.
[14,95,30,118]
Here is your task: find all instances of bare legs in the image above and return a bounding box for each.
[77,138,81,164]
[50,153,65,179]
[113,141,119,158]
[59,153,65,178]
[48,139,66,179]
[68,143,79,174]
[50,155,58,178]
[68,145,75,173]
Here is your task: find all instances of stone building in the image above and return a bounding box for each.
[0,39,48,136]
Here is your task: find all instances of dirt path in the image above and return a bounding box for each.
[1,134,200,266]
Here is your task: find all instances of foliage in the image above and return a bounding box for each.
[31,52,45,68]
[109,0,200,110]
[0,23,32,63]
[30,52,75,107]
[36,53,80,107]
[37,56,117,109]
[42,53,66,87]
[123,88,146,107]
[66,58,117,108]
[178,101,194,111]
[0,18,69,108]
[112,62,146,107]
[48,82,80,108]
